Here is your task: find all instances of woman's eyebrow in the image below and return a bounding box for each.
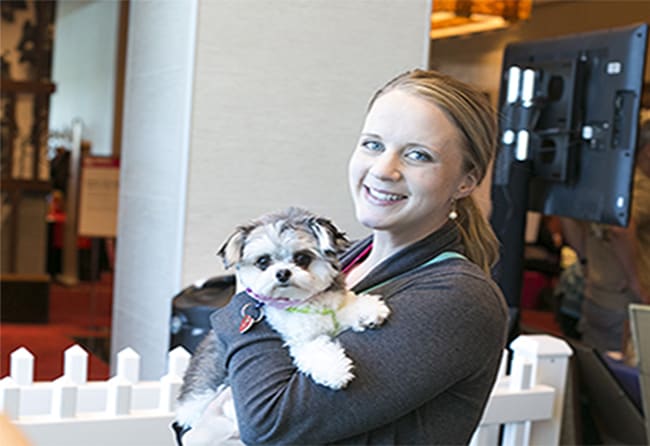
[405,140,439,152]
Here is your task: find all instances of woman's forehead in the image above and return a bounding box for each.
[364,90,462,151]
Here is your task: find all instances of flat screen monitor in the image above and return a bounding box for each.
[493,23,648,226]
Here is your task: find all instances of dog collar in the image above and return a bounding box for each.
[240,288,297,334]
[245,287,295,310]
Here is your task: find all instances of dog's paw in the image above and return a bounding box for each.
[289,335,355,389]
[179,391,239,446]
[174,389,219,431]
[350,294,391,331]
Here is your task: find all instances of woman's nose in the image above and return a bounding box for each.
[369,151,402,182]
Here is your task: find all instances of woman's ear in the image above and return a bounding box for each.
[454,170,478,200]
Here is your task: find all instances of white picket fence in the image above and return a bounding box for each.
[0,334,572,446]
[471,334,573,446]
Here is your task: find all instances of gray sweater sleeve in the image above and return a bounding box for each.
[211,261,508,444]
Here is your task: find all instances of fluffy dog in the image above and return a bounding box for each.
[173,207,390,442]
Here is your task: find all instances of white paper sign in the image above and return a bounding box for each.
[78,157,120,237]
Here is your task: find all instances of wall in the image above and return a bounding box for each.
[184,0,432,284]
[48,0,120,156]
[113,0,431,379]
[430,0,650,101]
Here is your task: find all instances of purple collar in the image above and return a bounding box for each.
[245,288,296,310]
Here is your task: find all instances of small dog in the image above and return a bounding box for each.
[173,207,390,441]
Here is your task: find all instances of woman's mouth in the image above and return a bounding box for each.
[363,185,407,204]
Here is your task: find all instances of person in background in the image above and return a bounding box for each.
[207,69,509,444]
[561,118,650,354]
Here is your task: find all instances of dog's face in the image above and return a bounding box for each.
[218,208,350,304]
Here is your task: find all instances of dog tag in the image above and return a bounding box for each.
[239,314,256,333]
[239,303,264,334]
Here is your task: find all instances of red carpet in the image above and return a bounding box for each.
[520,309,564,338]
[0,324,110,381]
[0,272,113,381]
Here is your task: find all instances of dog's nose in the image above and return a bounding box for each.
[276,269,292,283]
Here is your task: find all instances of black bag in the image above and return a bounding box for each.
[169,275,236,353]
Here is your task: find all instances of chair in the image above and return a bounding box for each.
[630,304,650,443]
[569,338,646,444]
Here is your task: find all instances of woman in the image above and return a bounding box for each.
[211,69,508,444]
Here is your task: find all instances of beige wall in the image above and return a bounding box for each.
[113,0,431,379]
[183,0,431,285]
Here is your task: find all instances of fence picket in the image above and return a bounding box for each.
[502,359,533,445]
[0,377,21,420]
[10,347,34,386]
[510,335,573,446]
[168,346,191,377]
[51,376,77,418]
[106,376,133,415]
[64,345,88,385]
[116,347,140,383]
[158,347,191,411]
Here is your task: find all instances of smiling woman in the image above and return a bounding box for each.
[348,89,475,263]
[204,69,509,445]
[346,70,500,287]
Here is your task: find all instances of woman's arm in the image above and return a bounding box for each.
[213,269,507,444]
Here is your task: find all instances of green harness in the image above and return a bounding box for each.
[285,251,467,334]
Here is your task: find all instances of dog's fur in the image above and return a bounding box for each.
[174,207,390,435]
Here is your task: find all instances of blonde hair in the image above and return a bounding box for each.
[368,69,499,273]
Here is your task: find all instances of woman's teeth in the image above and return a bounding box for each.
[366,187,405,202]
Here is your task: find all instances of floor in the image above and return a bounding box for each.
[0,272,113,381]
[0,268,566,383]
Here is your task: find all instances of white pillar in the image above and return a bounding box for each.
[111,0,199,379]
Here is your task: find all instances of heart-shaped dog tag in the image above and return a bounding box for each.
[239,314,256,333]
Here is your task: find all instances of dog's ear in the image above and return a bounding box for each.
[308,217,350,256]
[217,227,247,269]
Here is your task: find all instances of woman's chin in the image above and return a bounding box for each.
[356,212,392,231]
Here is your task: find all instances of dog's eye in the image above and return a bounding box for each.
[293,252,313,268]
[255,255,272,270]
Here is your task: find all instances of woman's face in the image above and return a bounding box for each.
[348,89,477,243]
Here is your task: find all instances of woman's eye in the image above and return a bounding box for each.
[361,140,384,152]
[405,149,433,162]
[255,255,272,270]
[293,252,312,268]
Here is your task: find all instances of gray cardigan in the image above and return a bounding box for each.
[210,221,508,445]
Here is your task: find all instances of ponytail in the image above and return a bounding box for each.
[455,195,499,274]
